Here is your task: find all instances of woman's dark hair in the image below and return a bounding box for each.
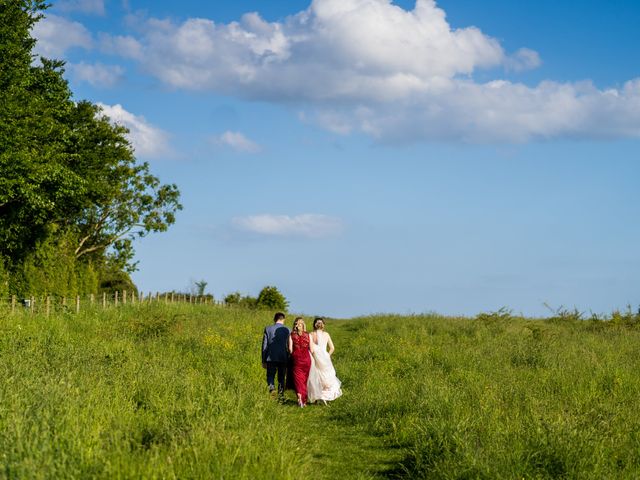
[313,317,325,330]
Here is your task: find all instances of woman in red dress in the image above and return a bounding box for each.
[288,317,314,407]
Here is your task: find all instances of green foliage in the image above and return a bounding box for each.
[255,285,289,311]
[224,291,257,309]
[0,3,182,294]
[98,265,137,295]
[67,102,182,272]
[610,306,640,328]
[475,306,513,323]
[0,257,8,300]
[12,235,76,298]
[224,286,289,311]
[127,310,180,339]
[193,280,207,296]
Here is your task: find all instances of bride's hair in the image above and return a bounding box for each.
[293,317,306,334]
[313,317,325,330]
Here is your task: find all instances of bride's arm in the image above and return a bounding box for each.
[308,334,315,353]
[327,333,335,356]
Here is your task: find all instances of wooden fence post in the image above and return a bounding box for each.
[171,292,174,303]
[46,296,51,317]
[115,291,119,307]
[123,290,127,305]
[102,292,106,309]
[75,295,80,314]
[90,293,95,306]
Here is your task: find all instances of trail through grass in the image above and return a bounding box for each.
[1,305,639,478]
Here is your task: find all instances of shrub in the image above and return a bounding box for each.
[256,286,288,312]
[0,257,8,301]
[224,292,257,309]
[475,307,513,323]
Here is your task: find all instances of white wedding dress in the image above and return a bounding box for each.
[307,331,342,403]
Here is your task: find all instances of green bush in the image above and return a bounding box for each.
[0,257,8,300]
[224,292,257,309]
[255,286,288,311]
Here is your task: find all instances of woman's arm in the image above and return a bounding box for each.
[308,333,315,353]
[287,334,293,354]
[327,333,335,356]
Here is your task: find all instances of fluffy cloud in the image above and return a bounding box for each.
[505,48,542,73]
[70,62,124,88]
[99,33,144,60]
[232,214,343,238]
[32,14,92,57]
[213,131,262,153]
[118,0,504,101]
[97,0,640,143]
[56,0,106,15]
[97,103,172,158]
[305,78,640,143]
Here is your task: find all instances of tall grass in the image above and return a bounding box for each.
[1,305,639,478]
[330,314,640,478]
[0,305,311,479]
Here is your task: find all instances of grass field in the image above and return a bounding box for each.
[1,304,639,479]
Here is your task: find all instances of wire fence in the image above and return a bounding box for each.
[1,291,224,315]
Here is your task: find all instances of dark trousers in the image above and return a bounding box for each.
[266,361,287,394]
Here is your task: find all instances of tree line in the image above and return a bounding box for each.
[0,1,182,299]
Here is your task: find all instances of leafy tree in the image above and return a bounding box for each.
[0,1,182,294]
[0,2,85,265]
[256,286,289,311]
[63,101,181,272]
[224,291,257,309]
[194,280,208,296]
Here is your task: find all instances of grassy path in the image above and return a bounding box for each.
[274,322,408,479]
[278,399,403,479]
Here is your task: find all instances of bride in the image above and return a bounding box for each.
[307,317,342,404]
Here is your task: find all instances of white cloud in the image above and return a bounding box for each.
[118,0,504,100]
[32,14,92,58]
[99,33,144,60]
[214,131,262,153]
[70,62,124,88]
[56,0,106,15]
[505,48,542,73]
[97,103,172,158]
[232,214,343,238]
[304,78,640,143]
[100,0,640,143]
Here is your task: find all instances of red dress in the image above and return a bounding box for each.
[290,332,312,403]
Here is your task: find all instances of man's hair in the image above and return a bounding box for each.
[273,312,286,322]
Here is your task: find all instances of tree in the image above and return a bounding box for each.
[256,286,289,311]
[0,2,182,293]
[0,2,85,265]
[194,280,208,296]
[224,291,257,309]
[64,101,182,272]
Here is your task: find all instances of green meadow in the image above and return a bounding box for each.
[1,304,639,479]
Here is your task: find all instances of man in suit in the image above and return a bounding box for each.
[262,312,290,398]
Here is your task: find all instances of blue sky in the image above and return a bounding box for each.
[33,0,640,318]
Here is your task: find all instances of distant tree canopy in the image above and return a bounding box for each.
[225,286,289,312]
[0,1,182,297]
